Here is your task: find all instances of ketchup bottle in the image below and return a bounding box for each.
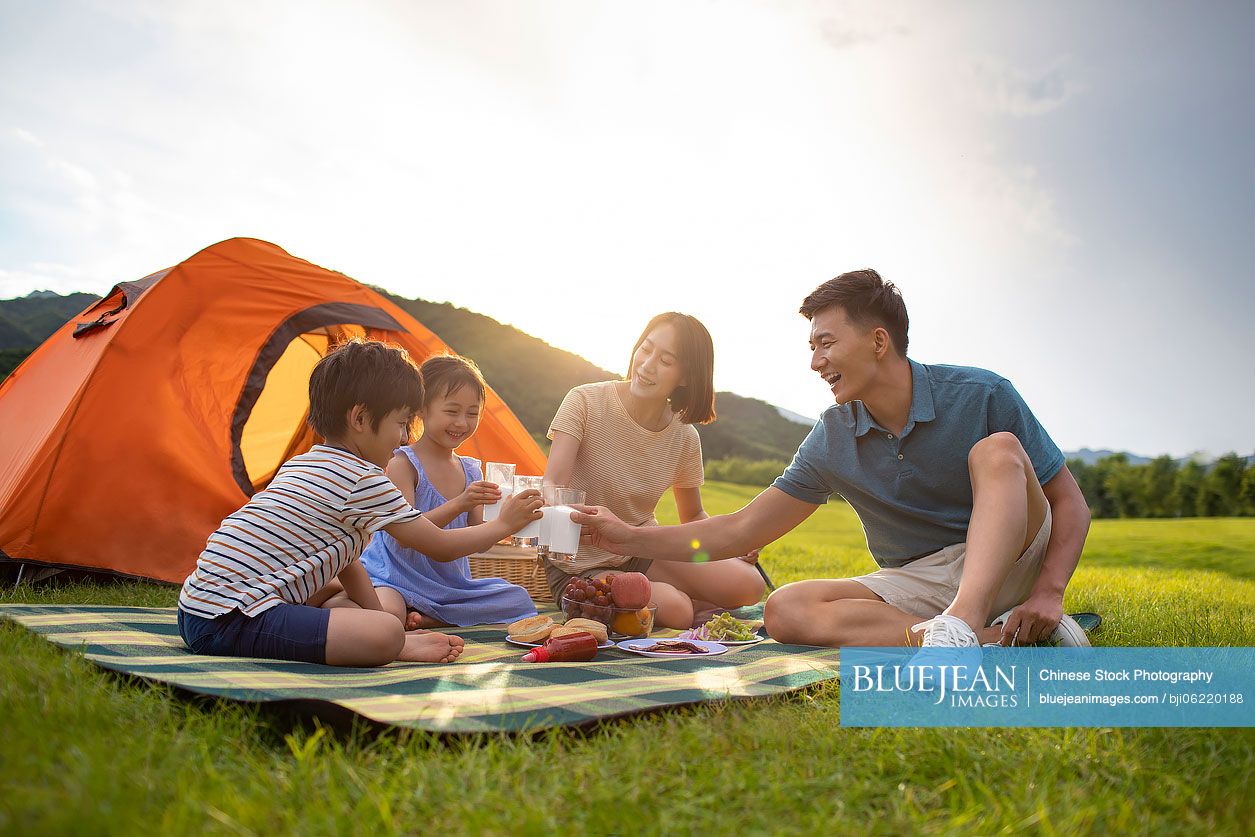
[522,631,599,662]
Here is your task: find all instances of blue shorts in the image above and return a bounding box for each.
[178,603,330,664]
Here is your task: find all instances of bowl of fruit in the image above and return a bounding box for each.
[561,572,657,637]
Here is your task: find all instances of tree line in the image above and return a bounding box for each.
[1068,453,1254,519]
[704,453,1255,519]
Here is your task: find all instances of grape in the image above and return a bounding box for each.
[569,588,586,602]
[593,595,609,607]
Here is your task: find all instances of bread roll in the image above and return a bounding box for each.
[507,615,555,643]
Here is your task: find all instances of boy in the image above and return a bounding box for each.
[574,270,1092,648]
[178,339,542,666]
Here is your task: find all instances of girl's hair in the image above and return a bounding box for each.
[628,312,717,425]
[308,339,423,437]
[420,354,487,407]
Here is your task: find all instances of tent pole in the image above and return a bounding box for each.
[14,563,24,588]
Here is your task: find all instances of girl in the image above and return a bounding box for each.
[361,354,538,628]
[544,312,765,629]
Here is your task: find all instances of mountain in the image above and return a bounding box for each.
[1062,448,1253,467]
[1063,448,1154,466]
[776,406,816,427]
[0,291,98,350]
[0,289,811,462]
[379,293,809,459]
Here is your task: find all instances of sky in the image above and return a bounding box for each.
[1,0,1252,459]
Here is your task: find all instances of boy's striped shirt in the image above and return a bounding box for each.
[178,445,421,618]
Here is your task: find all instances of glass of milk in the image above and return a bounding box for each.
[510,475,544,544]
[540,487,586,561]
[482,462,516,522]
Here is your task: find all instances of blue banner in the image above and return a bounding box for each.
[839,647,1253,727]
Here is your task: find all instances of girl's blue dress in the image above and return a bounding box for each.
[360,447,537,626]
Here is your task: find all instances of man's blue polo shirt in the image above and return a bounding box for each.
[772,360,1065,568]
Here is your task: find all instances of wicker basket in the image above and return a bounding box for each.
[468,543,551,602]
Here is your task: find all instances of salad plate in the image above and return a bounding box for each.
[694,634,764,646]
[679,613,765,645]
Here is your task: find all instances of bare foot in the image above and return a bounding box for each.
[397,631,465,663]
[405,609,451,630]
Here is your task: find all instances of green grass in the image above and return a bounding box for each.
[2,481,1253,834]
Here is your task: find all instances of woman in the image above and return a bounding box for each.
[544,312,765,628]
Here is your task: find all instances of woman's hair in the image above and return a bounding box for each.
[308,338,423,437]
[420,353,487,407]
[628,312,716,425]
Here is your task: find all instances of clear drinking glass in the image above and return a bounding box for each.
[555,487,585,506]
[510,476,544,544]
[514,475,544,493]
[484,462,516,488]
[482,462,516,523]
[541,487,587,558]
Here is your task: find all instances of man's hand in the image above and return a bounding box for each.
[570,505,635,556]
[999,590,1064,645]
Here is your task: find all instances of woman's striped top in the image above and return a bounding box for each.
[546,381,703,573]
[178,445,422,618]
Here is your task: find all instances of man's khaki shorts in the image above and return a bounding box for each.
[853,507,1052,621]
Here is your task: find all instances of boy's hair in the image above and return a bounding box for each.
[799,269,909,357]
[420,354,487,407]
[628,312,717,425]
[307,338,424,438]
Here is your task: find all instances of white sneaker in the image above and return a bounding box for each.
[910,615,983,690]
[991,609,1092,647]
[912,614,981,647]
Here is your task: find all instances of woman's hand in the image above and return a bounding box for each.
[733,548,760,565]
[499,488,543,532]
[458,480,502,513]
[570,505,635,556]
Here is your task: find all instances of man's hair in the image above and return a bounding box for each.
[420,353,487,407]
[308,338,424,438]
[628,312,717,425]
[799,269,909,357]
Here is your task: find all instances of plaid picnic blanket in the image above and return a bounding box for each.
[0,604,840,733]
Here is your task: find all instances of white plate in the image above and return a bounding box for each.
[616,638,728,658]
[506,636,614,650]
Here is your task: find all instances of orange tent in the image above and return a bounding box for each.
[0,238,546,583]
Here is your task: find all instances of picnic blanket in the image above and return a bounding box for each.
[0,604,840,733]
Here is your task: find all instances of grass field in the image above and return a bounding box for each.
[2,481,1253,834]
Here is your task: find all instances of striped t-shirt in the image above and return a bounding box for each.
[178,445,423,618]
[547,381,704,572]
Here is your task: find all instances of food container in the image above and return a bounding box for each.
[610,605,657,637]
[561,595,656,637]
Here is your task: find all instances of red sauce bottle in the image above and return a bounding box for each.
[521,631,599,662]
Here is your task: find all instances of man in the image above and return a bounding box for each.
[573,269,1091,648]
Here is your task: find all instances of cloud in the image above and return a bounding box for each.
[10,127,44,148]
[955,155,1080,248]
[967,55,1084,117]
[0,267,89,297]
[816,9,909,50]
